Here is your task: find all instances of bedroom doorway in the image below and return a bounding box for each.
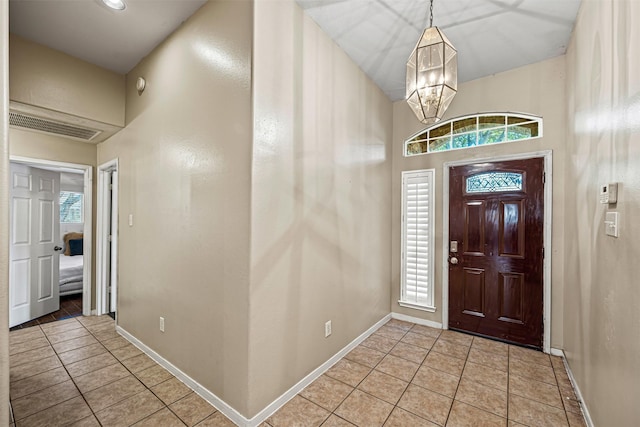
[97,158,118,318]
[8,156,93,328]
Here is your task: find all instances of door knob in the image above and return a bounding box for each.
[450,256,459,265]
[54,246,63,252]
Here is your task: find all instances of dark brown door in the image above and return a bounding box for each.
[448,158,544,348]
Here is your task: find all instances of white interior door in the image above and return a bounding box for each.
[109,169,118,313]
[10,163,61,327]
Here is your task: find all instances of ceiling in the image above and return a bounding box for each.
[9,0,207,75]
[296,0,582,100]
[9,0,581,101]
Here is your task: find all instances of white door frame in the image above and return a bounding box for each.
[96,158,118,316]
[441,150,553,353]
[9,155,93,316]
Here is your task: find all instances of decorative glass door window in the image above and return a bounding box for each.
[405,113,542,156]
[466,172,523,193]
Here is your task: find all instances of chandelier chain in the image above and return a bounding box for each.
[429,0,434,27]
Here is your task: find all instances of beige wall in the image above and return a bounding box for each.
[9,34,125,126]
[97,0,253,414]
[564,0,640,425]
[0,1,9,425]
[392,56,566,348]
[249,0,393,416]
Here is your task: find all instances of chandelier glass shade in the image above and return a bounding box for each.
[406,26,458,124]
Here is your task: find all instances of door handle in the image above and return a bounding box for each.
[449,256,459,265]
[54,246,63,252]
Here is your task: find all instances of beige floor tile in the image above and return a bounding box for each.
[74,362,131,393]
[376,325,408,341]
[10,354,62,383]
[121,353,158,373]
[471,337,509,357]
[11,380,80,421]
[389,342,428,364]
[432,339,470,360]
[170,392,216,426]
[358,370,408,405]
[439,330,473,347]
[95,389,165,426]
[509,359,556,385]
[325,359,371,387]
[101,336,131,351]
[135,364,174,388]
[46,327,91,345]
[9,327,44,346]
[52,335,99,354]
[91,329,121,342]
[385,319,414,332]
[362,334,399,353]
[344,345,386,368]
[58,343,108,365]
[467,348,508,371]
[409,324,442,338]
[509,374,563,408]
[561,394,583,415]
[8,337,50,356]
[195,411,236,426]
[400,332,436,349]
[111,343,144,361]
[454,378,507,417]
[375,354,419,382]
[300,374,354,411]
[334,389,394,427]
[151,377,194,405]
[41,318,84,335]
[412,365,460,397]
[509,346,551,367]
[17,395,92,427]
[508,394,569,427]
[383,407,438,426]
[446,400,507,427]
[77,315,114,326]
[566,410,587,427]
[83,375,146,412]
[10,366,71,399]
[423,351,465,377]
[321,414,356,426]
[66,352,119,378]
[397,384,452,425]
[267,395,330,427]
[133,407,187,426]
[9,345,56,368]
[461,361,507,391]
[69,415,102,426]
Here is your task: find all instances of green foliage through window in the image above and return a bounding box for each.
[405,113,542,156]
[60,191,83,223]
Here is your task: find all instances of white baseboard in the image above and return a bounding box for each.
[116,326,249,426]
[550,347,564,357]
[555,349,594,427]
[391,312,443,330]
[116,313,392,427]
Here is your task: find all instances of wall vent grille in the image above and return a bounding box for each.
[9,111,101,141]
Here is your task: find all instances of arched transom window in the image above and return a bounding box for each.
[405,113,543,156]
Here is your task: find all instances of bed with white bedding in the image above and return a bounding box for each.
[60,254,83,295]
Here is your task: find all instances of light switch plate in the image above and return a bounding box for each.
[605,212,619,237]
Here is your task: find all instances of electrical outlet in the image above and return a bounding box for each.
[159,317,165,332]
[325,320,332,338]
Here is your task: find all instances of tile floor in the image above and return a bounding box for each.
[10,294,83,331]
[8,316,588,427]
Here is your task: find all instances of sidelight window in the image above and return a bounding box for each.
[404,113,543,156]
[400,169,435,311]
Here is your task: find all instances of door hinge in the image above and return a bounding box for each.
[108,234,112,242]
[109,184,113,190]
[542,247,545,259]
[543,172,546,184]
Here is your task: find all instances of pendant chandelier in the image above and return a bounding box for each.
[406,0,457,124]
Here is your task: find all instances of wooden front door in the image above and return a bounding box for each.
[448,158,544,348]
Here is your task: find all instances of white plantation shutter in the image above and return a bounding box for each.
[401,170,435,310]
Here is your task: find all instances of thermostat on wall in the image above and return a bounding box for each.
[600,183,618,204]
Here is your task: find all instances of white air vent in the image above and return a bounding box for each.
[9,101,123,143]
[10,111,101,141]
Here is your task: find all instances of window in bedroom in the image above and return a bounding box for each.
[400,169,435,311]
[60,191,84,223]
